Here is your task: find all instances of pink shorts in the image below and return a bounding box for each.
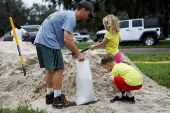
[114,51,121,63]
[114,76,142,90]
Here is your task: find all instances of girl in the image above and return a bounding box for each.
[90,15,122,63]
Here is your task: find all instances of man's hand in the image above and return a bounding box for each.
[75,52,85,62]
[64,30,85,61]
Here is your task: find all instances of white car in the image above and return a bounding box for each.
[73,32,90,42]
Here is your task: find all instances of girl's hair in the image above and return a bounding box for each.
[100,53,115,65]
[103,15,119,34]
[14,23,21,29]
[0,29,4,36]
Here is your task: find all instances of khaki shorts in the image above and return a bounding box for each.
[35,43,64,70]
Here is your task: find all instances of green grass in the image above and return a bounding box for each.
[62,42,106,49]
[124,53,170,62]
[0,101,48,113]
[62,40,170,49]
[125,53,170,89]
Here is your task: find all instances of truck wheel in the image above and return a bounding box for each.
[143,35,156,46]
[83,38,87,42]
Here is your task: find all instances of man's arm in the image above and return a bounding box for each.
[64,30,85,61]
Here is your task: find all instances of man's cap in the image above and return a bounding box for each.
[78,0,95,18]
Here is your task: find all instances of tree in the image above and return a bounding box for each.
[44,0,169,24]
[0,0,30,33]
[0,0,57,33]
[28,3,57,25]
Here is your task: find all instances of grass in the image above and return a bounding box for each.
[124,53,170,62]
[0,101,48,113]
[125,53,170,89]
[62,40,170,49]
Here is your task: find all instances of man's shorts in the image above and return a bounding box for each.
[114,76,142,90]
[35,43,64,70]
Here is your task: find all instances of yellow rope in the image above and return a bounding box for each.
[133,61,170,64]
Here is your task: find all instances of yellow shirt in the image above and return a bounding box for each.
[111,63,143,86]
[105,31,119,56]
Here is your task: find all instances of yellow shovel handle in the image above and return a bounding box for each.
[5,1,26,76]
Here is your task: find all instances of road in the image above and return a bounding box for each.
[61,48,170,54]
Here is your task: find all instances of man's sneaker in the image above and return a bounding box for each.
[53,94,76,109]
[110,96,126,103]
[125,95,135,103]
[46,92,54,105]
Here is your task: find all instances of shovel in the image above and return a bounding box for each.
[5,1,26,76]
[66,40,102,59]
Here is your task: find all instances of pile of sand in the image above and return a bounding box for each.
[0,42,170,113]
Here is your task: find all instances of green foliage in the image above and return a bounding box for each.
[1,0,169,35]
[28,3,57,25]
[44,0,170,32]
[0,0,30,33]
[0,0,57,33]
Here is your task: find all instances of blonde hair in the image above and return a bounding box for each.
[103,15,119,34]
[100,53,115,65]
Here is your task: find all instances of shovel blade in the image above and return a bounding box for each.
[22,64,26,76]
[66,53,76,59]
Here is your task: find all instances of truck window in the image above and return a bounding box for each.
[73,34,78,36]
[132,20,142,27]
[144,18,160,28]
[119,21,129,28]
[22,27,39,32]
[145,19,157,27]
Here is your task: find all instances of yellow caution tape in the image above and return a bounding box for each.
[133,61,170,64]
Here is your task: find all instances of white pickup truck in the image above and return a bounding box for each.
[72,32,90,42]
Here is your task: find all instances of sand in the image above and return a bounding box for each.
[0,42,170,113]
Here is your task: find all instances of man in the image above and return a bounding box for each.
[34,0,95,109]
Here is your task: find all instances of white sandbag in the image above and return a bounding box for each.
[76,59,97,105]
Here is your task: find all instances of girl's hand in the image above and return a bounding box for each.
[90,45,95,50]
